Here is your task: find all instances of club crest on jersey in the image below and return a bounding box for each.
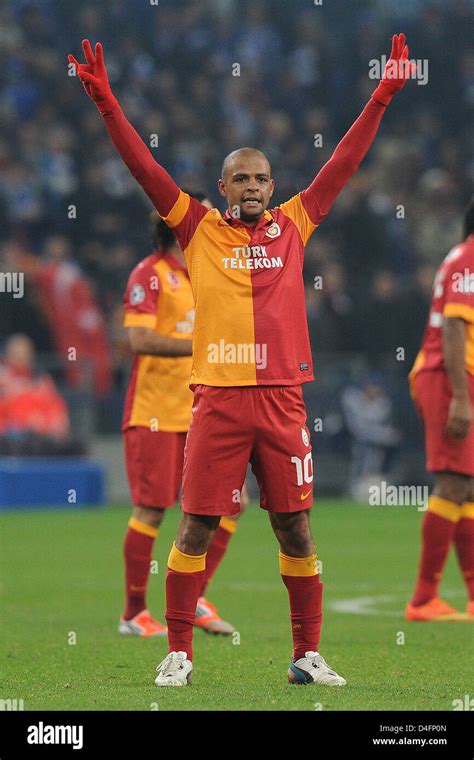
[266,222,281,239]
[167,271,180,288]
[130,283,145,305]
[302,428,309,447]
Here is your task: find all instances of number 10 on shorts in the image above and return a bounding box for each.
[291,453,313,486]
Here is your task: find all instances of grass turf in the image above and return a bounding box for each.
[1,500,473,711]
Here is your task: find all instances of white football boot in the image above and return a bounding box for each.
[154,651,193,687]
[288,651,347,686]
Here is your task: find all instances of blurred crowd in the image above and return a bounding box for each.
[0,334,84,454]
[0,0,473,394]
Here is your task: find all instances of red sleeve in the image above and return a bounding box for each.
[101,103,208,247]
[300,98,386,225]
[123,259,160,329]
[99,102,216,250]
[101,104,179,216]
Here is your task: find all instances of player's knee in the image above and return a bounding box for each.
[176,513,220,555]
[132,505,165,529]
[270,511,314,557]
[434,473,471,505]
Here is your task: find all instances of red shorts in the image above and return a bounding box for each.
[182,385,313,516]
[124,427,186,508]
[412,370,474,477]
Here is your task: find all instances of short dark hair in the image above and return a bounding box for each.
[464,197,474,239]
[150,189,209,252]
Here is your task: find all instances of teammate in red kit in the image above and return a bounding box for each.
[120,201,241,637]
[69,33,415,686]
[406,199,474,622]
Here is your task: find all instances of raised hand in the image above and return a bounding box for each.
[372,33,417,106]
[68,39,117,113]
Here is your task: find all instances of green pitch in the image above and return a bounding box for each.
[1,501,473,711]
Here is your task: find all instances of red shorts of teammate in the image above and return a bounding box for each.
[124,427,186,508]
[182,385,314,516]
[412,370,474,477]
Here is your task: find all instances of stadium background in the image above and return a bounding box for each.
[0,0,473,501]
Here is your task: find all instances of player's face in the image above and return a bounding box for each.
[218,156,274,223]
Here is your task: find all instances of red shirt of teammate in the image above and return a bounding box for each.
[407,220,474,622]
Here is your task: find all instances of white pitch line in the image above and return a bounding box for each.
[328,595,401,617]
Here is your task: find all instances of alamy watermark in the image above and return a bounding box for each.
[27,722,83,750]
[0,697,24,710]
[452,694,474,710]
[0,272,24,298]
[369,481,429,510]
[207,340,267,369]
[452,269,474,294]
[369,56,428,86]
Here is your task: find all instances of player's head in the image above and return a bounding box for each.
[218,147,274,223]
[4,333,35,371]
[464,197,474,240]
[150,190,213,252]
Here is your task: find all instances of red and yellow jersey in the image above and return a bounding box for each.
[161,191,318,387]
[410,237,474,379]
[103,95,388,387]
[122,252,194,432]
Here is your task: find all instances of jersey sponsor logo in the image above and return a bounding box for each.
[221,245,283,270]
[301,427,309,447]
[265,222,281,239]
[130,283,145,305]
[167,271,180,288]
[300,489,312,500]
[176,309,195,334]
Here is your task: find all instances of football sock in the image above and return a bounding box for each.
[123,517,158,620]
[166,542,206,660]
[280,551,322,660]
[411,496,461,606]
[454,502,474,602]
[199,516,237,596]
